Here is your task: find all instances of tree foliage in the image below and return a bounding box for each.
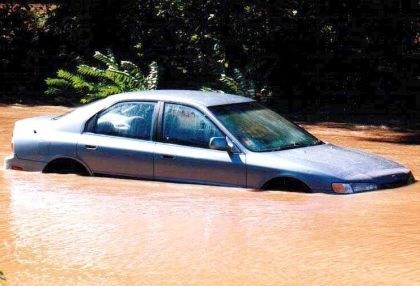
[45,51,158,103]
[201,68,272,101]
[1,1,419,122]
[0,4,55,101]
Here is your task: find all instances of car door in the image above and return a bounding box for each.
[77,101,157,178]
[154,103,246,187]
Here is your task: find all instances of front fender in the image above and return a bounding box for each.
[246,164,333,192]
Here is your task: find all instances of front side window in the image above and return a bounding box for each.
[89,101,156,140]
[162,104,223,148]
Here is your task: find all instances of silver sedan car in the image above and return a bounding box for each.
[4,90,415,193]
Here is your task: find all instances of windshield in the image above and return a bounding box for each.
[209,102,321,152]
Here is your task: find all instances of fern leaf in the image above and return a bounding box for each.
[56,69,92,92]
[146,61,158,89]
[97,84,122,98]
[44,86,61,96]
[94,51,119,69]
[233,68,248,94]
[120,61,144,78]
[55,69,79,82]
[220,73,241,95]
[105,69,140,90]
[200,86,214,92]
[77,65,107,79]
[44,50,159,103]
[45,78,71,89]
[200,86,225,93]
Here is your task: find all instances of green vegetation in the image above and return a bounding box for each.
[45,51,158,103]
[0,1,419,124]
[202,68,272,100]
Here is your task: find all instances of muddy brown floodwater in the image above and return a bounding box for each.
[0,104,419,285]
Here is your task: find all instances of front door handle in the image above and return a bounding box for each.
[85,144,97,150]
[160,154,175,159]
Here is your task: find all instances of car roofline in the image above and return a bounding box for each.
[105,90,254,107]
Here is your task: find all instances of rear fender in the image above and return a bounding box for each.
[13,116,53,161]
[44,155,93,175]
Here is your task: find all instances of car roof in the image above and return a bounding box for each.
[55,90,254,132]
[106,90,254,107]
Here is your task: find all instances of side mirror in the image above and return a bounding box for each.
[209,137,231,152]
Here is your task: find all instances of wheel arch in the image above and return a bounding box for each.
[261,175,312,192]
[43,156,93,176]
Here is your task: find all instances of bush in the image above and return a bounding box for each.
[45,50,158,103]
[202,68,272,101]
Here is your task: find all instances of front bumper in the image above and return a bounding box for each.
[4,154,46,172]
[331,171,415,194]
[377,171,415,189]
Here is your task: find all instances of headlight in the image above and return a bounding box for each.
[332,183,353,194]
[332,183,378,194]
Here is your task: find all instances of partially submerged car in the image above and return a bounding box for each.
[4,90,415,193]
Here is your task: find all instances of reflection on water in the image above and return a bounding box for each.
[0,105,419,285]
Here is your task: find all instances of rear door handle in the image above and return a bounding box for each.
[85,144,97,150]
[160,154,175,159]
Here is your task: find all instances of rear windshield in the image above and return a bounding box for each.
[52,100,99,120]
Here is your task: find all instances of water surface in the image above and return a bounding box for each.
[0,105,419,285]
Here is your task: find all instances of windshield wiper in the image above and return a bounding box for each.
[281,142,308,149]
[262,142,307,152]
[260,140,323,152]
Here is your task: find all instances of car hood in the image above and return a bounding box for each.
[258,143,408,181]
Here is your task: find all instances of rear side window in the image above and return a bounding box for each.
[162,103,223,148]
[87,102,156,140]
